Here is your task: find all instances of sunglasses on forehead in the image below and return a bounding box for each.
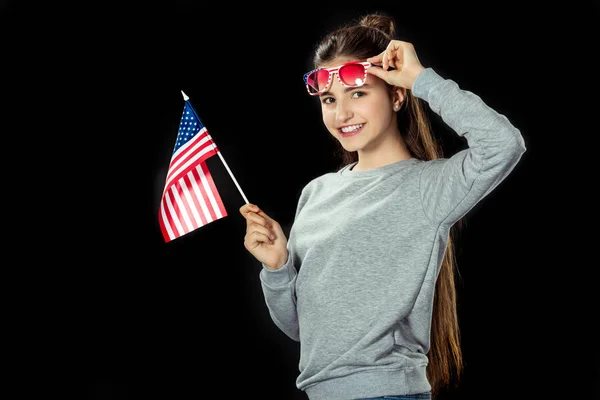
[303,61,375,96]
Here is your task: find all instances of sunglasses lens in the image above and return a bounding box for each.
[339,63,367,87]
[306,69,331,95]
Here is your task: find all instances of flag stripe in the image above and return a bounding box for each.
[160,161,226,242]
[164,131,218,192]
[170,127,215,168]
[200,162,227,218]
[182,172,205,228]
[159,197,175,241]
[165,189,186,238]
[166,128,217,178]
[165,143,217,191]
[171,180,195,233]
[188,167,213,224]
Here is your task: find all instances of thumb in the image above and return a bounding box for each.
[367,54,383,65]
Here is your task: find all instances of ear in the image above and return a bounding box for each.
[391,86,407,104]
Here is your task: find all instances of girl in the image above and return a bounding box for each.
[240,13,526,400]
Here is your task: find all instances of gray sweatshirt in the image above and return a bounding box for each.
[259,68,527,400]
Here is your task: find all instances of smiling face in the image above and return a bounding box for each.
[317,57,402,155]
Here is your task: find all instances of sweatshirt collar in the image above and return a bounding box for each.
[339,157,420,178]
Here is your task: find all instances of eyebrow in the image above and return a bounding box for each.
[320,83,373,97]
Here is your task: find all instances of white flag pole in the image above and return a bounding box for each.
[181,90,249,204]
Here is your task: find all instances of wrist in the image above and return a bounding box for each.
[409,65,426,89]
[265,252,288,270]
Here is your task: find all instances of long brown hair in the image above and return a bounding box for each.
[312,12,464,398]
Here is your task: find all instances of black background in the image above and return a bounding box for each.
[2,1,599,399]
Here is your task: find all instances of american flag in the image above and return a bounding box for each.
[158,100,227,242]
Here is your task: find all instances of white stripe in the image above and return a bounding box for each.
[165,189,185,236]
[170,128,211,170]
[172,178,195,232]
[198,165,223,219]
[160,197,175,241]
[189,169,213,223]
[184,170,204,226]
[165,140,216,191]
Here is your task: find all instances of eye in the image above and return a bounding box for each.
[321,97,335,105]
[351,91,365,98]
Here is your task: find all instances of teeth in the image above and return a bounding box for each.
[341,124,363,133]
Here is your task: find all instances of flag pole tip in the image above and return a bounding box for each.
[181,90,189,101]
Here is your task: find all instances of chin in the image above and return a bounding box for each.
[340,143,361,152]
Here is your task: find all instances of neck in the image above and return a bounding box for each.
[353,131,412,171]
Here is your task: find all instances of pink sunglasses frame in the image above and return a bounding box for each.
[303,61,373,96]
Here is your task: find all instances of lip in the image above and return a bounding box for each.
[338,124,364,137]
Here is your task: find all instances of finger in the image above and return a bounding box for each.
[239,203,261,217]
[247,222,275,240]
[392,42,405,70]
[387,41,405,70]
[385,48,396,70]
[366,65,386,80]
[245,231,274,249]
[239,203,281,232]
[246,211,269,228]
[383,50,388,71]
[366,51,384,65]
[383,41,394,70]
[255,208,277,227]
[239,203,251,216]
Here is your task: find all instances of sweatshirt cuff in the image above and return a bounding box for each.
[411,67,445,101]
[259,253,295,287]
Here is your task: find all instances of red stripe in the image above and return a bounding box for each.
[185,167,208,225]
[191,166,217,222]
[200,162,228,218]
[183,171,207,227]
[158,201,172,242]
[159,160,228,242]
[159,190,179,242]
[176,174,199,232]
[169,128,212,166]
[166,186,185,237]
[164,144,218,193]
[168,138,215,181]
[167,131,216,181]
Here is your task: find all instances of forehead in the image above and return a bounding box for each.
[319,57,362,69]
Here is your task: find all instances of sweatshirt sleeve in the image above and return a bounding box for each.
[259,253,300,342]
[412,68,527,226]
[258,183,315,342]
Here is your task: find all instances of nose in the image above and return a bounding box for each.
[336,99,353,123]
